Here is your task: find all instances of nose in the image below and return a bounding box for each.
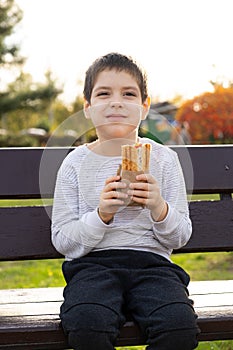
[109,101,123,108]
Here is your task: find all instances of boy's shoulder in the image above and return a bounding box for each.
[140,137,176,157]
[61,144,88,168]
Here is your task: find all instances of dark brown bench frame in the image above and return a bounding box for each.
[0,145,233,349]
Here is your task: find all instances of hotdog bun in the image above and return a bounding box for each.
[118,143,151,206]
[121,143,151,172]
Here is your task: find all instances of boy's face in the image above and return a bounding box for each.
[84,69,150,142]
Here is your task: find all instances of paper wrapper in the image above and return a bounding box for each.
[117,167,146,206]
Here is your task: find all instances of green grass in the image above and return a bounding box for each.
[190,194,220,201]
[1,252,232,289]
[0,194,219,207]
[0,259,65,289]
[0,198,53,207]
[116,342,233,349]
[172,251,233,281]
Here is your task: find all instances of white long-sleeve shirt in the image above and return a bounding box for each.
[51,138,192,261]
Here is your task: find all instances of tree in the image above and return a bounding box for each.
[0,0,62,130]
[175,85,233,144]
[0,0,24,66]
[1,70,62,131]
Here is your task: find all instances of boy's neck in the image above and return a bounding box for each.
[88,137,140,156]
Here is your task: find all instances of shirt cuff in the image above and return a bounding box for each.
[81,208,111,229]
[150,203,178,232]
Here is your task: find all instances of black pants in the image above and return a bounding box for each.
[60,250,199,350]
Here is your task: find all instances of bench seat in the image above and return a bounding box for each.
[0,280,233,349]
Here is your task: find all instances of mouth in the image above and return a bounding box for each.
[106,114,126,121]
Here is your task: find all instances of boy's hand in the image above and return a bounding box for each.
[98,175,128,224]
[128,174,168,222]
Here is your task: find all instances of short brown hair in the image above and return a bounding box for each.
[83,52,148,103]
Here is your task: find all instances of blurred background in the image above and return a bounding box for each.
[1,0,233,147]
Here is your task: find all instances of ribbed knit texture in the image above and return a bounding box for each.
[51,138,192,260]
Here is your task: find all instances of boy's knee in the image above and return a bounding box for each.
[61,303,121,349]
[149,329,199,350]
[68,329,117,350]
[154,302,198,330]
[62,302,121,331]
[147,303,199,350]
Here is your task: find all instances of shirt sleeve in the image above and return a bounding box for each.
[151,150,192,250]
[51,159,109,259]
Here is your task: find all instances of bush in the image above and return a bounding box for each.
[0,134,39,147]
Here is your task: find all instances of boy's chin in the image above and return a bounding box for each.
[97,125,137,139]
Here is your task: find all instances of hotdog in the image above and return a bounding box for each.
[117,143,151,206]
[121,142,151,172]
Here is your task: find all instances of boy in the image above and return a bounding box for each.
[51,52,199,349]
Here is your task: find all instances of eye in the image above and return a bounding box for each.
[123,91,137,97]
[96,91,109,97]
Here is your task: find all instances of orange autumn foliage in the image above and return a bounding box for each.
[175,86,233,143]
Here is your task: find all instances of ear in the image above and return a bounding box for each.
[141,96,151,120]
[84,99,91,119]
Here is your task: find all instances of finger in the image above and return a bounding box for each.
[105,175,121,185]
[103,190,128,200]
[129,182,150,191]
[131,195,148,205]
[128,189,149,199]
[136,173,156,184]
[104,181,126,193]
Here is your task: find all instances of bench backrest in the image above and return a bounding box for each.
[0,145,233,261]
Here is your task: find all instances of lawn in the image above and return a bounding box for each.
[0,193,220,207]
[1,252,233,289]
[116,343,233,350]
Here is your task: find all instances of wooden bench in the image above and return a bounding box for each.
[0,145,233,349]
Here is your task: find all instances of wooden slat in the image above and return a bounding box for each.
[0,145,232,198]
[0,148,70,199]
[0,281,232,347]
[189,280,233,295]
[0,283,232,316]
[1,281,232,304]
[178,200,233,253]
[1,299,229,322]
[0,315,68,350]
[174,145,233,194]
[0,302,61,317]
[0,206,62,261]
[193,294,233,308]
[0,288,63,304]
[1,199,233,261]
[1,315,232,348]
[1,314,232,348]
[2,295,231,318]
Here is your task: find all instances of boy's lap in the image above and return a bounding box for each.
[61,251,193,322]
[62,264,124,315]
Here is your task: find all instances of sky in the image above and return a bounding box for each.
[11,0,233,104]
